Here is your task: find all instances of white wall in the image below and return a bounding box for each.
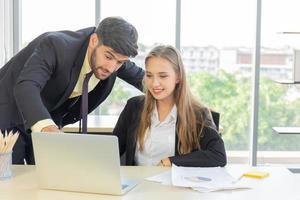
[0,0,14,67]
[0,0,4,66]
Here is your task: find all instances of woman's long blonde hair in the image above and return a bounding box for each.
[137,45,209,154]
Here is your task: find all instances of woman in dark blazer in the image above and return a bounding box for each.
[113,45,226,167]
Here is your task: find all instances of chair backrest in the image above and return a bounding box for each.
[210,110,220,131]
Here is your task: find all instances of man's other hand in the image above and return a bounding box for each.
[41,125,62,133]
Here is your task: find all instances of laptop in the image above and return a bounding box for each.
[31,132,138,195]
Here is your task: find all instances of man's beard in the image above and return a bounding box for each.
[90,47,97,72]
[89,47,110,80]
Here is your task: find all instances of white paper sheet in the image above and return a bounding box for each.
[145,170,172,185]
[145,165,252,192]
[171,164,252,192]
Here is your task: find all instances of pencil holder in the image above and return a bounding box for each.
[0,151,12,180]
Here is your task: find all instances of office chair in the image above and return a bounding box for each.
[210,110,220,132]
[210,110,223,136]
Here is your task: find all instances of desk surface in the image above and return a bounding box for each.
[62,115,118,133]
[0,165,300,200]
[272,126,300,134]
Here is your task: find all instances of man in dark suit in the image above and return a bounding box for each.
[0,17,144,164]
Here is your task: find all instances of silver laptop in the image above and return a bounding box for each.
[32,132,138,195]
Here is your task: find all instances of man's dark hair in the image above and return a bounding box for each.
[95,17,138,57]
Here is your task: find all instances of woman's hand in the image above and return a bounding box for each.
[157,158,172,167]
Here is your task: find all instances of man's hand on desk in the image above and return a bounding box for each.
[41,125,63,133]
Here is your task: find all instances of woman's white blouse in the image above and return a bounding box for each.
[135,104,177,166]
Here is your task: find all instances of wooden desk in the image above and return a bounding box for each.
[0,165,299,200]
[62,115,118,133]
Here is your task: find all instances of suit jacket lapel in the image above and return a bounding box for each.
[52,38,90,111]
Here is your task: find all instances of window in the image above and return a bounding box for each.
[22,0,94,48]
[15,0,300,165]
[259,0,300,164]
[181,0,256,160]
[100,0,176,115]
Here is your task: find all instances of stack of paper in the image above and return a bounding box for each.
[145,164,252,193]
[172,164,251,192]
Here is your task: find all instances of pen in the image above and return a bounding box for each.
[184,176,212,182]
[277,32,300,34]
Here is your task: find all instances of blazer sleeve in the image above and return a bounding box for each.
[113,96,144,158]
[13,35,59,130]
[112,99,133,156]
[169,126,227,167]
[116,61,145,92]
